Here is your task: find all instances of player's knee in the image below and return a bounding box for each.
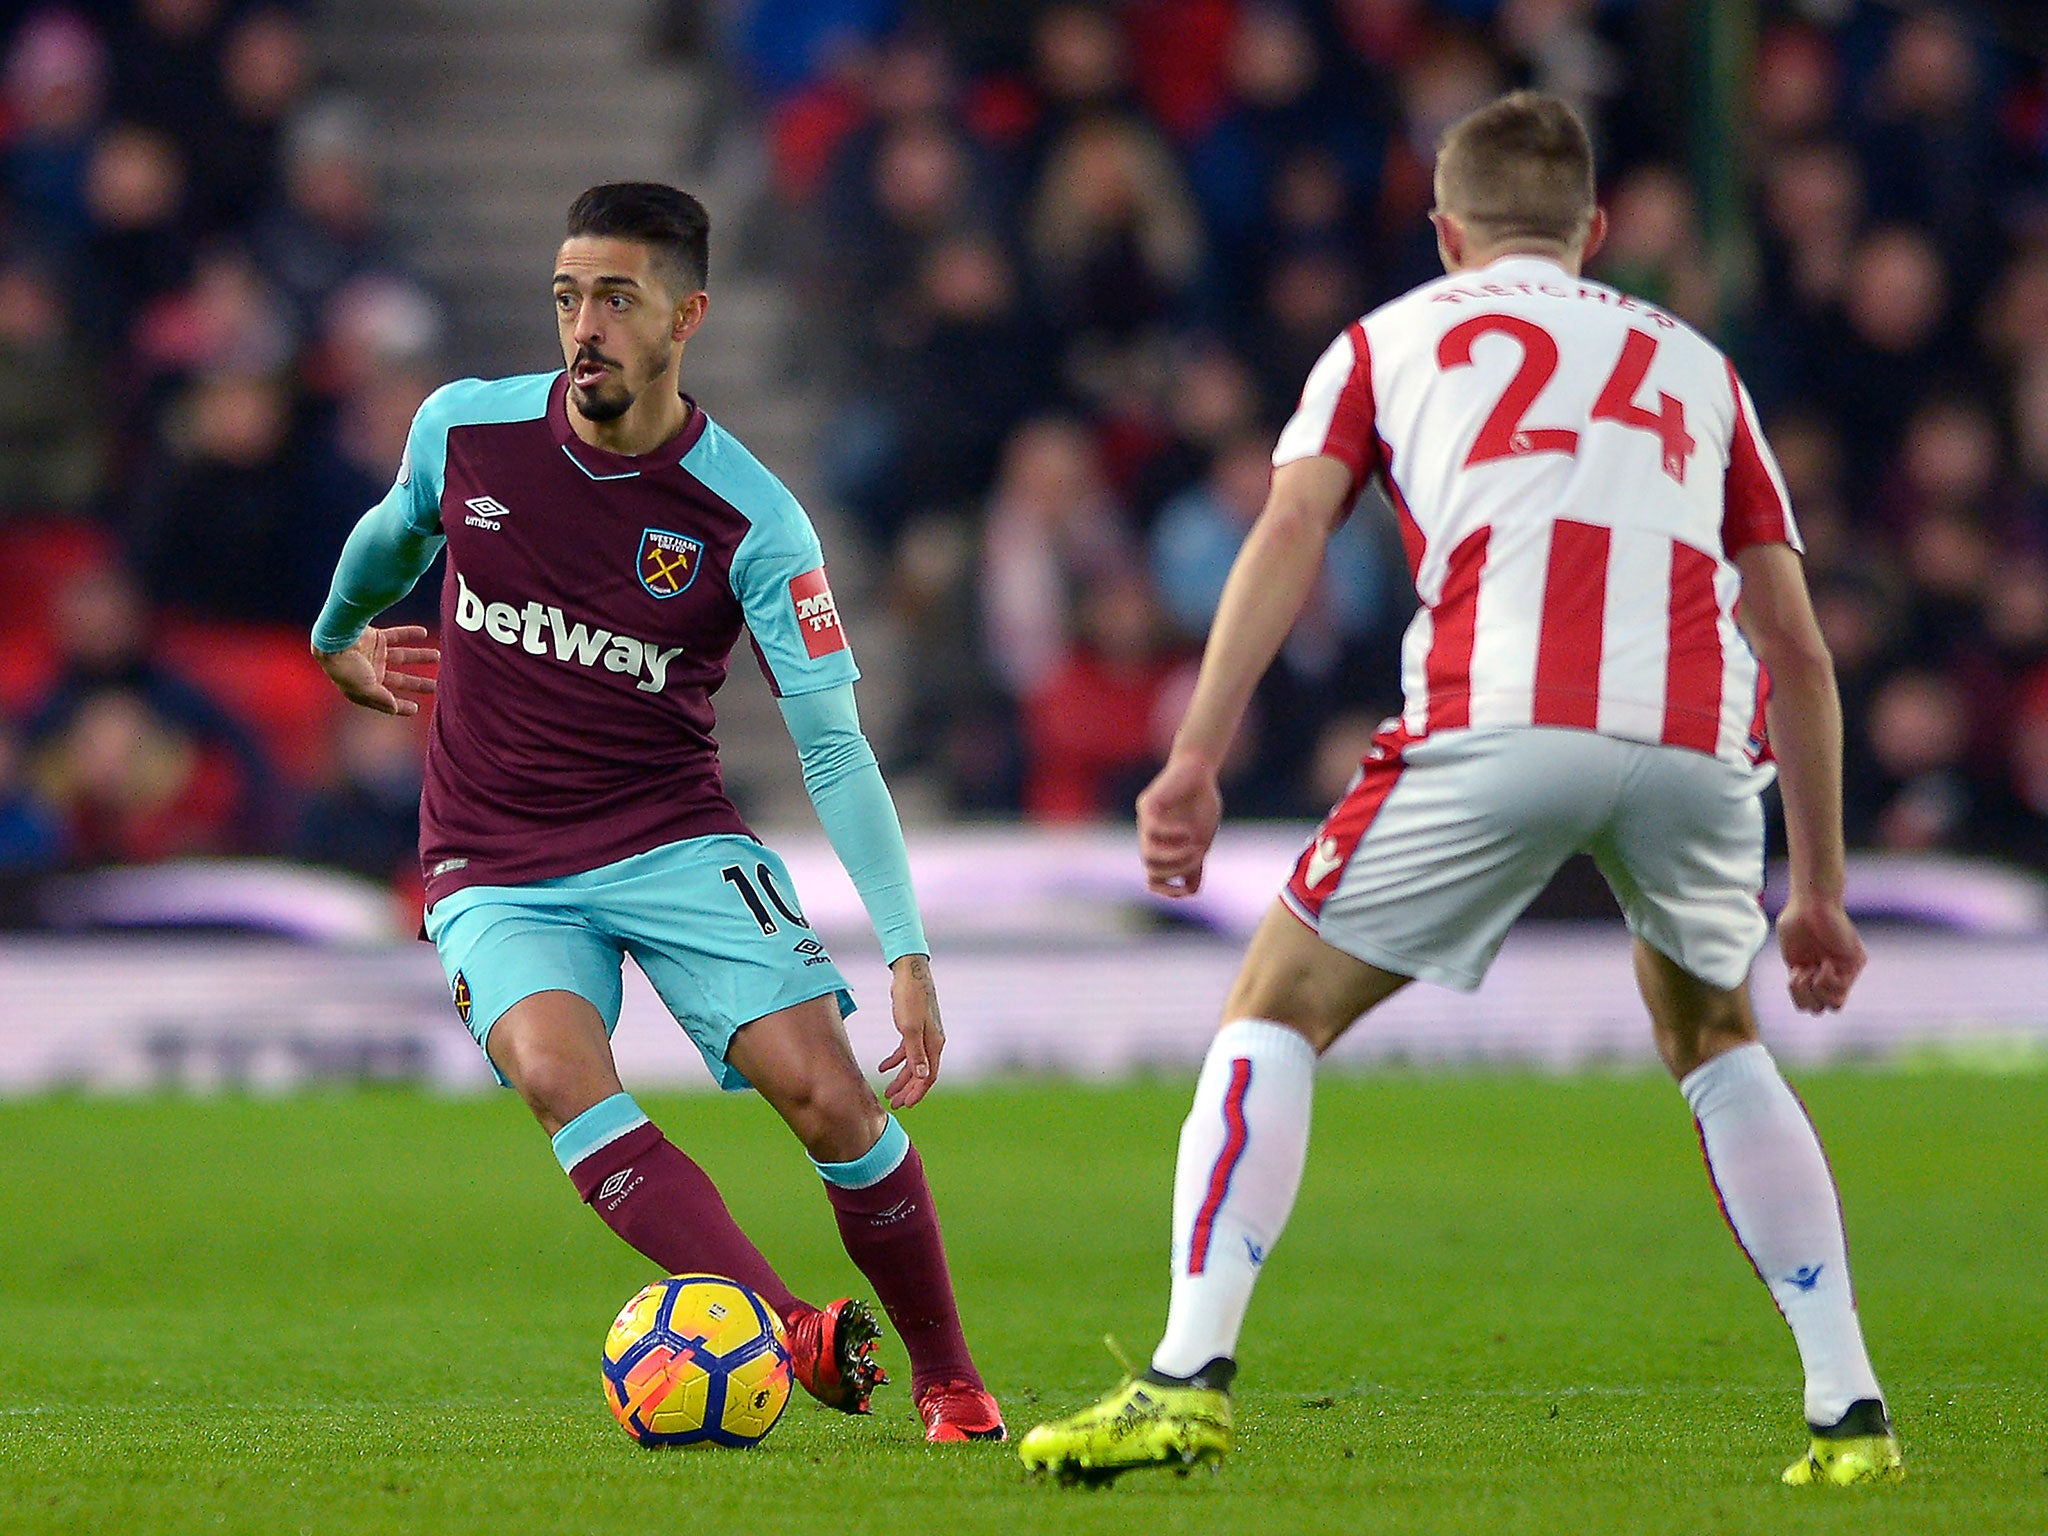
[493,1036,619,1135]
[773,1071,885,1163]
[511,1066,590,1134]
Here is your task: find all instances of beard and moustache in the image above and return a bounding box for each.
[568,347,634,422]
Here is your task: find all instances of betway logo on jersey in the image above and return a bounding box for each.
[454,572,683,694]
[790,567,847,659]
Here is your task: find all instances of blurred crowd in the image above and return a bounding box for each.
[752,0,2048,866]
[0,0,439,899]
[7,1,2048,904]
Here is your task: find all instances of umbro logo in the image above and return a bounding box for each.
[793,937,830,966]
[464,495,512,530]
[597,1169,635,1202]
[1786,1264,1824,1292]
[1304,836,1344,890]
[869,1198,916,1227]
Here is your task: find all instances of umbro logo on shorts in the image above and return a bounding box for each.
[793,937,831,966]
[464,495,512,530]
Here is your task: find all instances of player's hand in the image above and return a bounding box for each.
[313,625,439,716]
[878,953,943,1108]
[1137,751,1223,897]
[1776,891,1865,1013]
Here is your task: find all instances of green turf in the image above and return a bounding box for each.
[2,1069,2041,1535]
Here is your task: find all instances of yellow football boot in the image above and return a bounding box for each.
[1019,1366,1235,1486]
[1782,1399,1905,1487]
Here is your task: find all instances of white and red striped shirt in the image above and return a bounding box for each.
[1274,254,1797,767]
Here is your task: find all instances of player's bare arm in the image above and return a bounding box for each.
[878,953,944,1109]
[1733,542,1865,1013]
[312,625,439,717]
[1138,454,1354,897]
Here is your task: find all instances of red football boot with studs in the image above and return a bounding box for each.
[787,1297,887,1413]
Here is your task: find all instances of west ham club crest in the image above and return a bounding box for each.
[638,529,704,598]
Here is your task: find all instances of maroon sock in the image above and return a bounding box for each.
[823,1143,980,1397]
[570,1121,810,1325]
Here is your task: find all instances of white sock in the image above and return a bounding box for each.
[1152,1018,1316,1379]
[1681,1042,1884,1425]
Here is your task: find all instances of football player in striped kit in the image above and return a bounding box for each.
[1022,92,1899,1488]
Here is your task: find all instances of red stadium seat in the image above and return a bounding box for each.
[0,628,57,714]
[0,519,117,715]
[0,518,116,639]
[160,618,350,787]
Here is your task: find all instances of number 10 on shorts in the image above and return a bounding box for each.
[720,862,810,934]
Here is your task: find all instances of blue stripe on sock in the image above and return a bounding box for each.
[551,1092,649,1174]
[811,1115,910,1189]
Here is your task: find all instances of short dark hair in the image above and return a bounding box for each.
[565,182,710,296]
[1434,91,1596,250]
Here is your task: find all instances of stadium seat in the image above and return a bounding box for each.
[0,519,116,639]
[0,519,117,714]
[160,618,352,787]
[0,628,57,714]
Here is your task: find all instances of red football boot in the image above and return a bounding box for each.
[787,1297,887,1413]
[916,1380,1007,1442]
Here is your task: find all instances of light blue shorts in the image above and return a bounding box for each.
[424,834,854,1092]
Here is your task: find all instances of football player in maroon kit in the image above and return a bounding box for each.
[311,182,1002,1443]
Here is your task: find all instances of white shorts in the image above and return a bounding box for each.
[1281,725,1773,992]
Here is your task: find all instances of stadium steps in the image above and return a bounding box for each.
[307,0,910,832]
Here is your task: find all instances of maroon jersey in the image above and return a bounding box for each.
[380,372,859,906]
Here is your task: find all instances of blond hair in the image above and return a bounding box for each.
[1434,91,1597,251]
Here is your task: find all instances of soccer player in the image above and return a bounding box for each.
[1019,93,1901,1487]
[310,182,1003,1444]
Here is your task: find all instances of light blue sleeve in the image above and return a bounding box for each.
[776,683,927,963]
[310,495,445,652]
[309,376,551,652]
[687,421,861,697]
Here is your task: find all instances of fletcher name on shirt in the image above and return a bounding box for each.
[1428,276,1678,328]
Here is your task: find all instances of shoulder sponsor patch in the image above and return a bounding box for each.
[638,529,704,598]
[789,567,847,657]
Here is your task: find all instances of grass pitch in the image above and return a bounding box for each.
[2,1069,2042,1536]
